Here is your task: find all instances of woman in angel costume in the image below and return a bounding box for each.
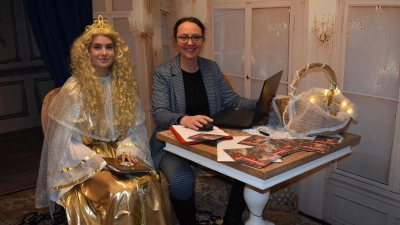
[35,15,172,225]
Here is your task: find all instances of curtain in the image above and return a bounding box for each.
[24,0,93,87]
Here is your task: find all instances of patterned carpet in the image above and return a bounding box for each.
[0,174,324,225]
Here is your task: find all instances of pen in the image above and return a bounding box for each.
[258,129,270,136]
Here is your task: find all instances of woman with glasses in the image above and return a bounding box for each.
[150,17,257,225]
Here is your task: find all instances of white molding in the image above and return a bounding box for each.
[329,173,400,203]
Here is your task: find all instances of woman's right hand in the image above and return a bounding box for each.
[180,115,213,131]
[121,153,138,164]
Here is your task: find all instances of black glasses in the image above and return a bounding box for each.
[177,35,203,44]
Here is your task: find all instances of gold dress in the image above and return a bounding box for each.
[35,75,172,225]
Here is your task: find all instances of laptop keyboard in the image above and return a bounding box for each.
[220,108,255,125]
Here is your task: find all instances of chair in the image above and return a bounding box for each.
[41,87,61,133]
[223,73,237,92]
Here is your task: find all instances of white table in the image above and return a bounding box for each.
[158,130,359,225]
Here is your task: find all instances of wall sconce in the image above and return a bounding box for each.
[311,14,335,43]
[192,0,196,13]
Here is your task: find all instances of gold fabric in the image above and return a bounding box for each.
[81,135,118,158]
[61,135,173,225]
[62,170,173,225]
[35,75,158,222]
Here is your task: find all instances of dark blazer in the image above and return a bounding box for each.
[150,54,257,170]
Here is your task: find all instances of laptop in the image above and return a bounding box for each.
[211,70,283,129]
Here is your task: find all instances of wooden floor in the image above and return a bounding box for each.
[0,127,43,196]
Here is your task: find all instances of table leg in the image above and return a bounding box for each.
[244,186,274,225]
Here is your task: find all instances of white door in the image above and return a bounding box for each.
[324,2,400,224]
[212,2,293,99]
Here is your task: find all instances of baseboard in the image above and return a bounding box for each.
[298,211,331,225]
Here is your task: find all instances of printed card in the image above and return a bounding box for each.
[313,136,340,146]
[268,139,296,156]
[238,135,269,146]
[223,146,281,169]
[302,141,329,152]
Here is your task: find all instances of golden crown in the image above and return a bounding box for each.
[85,15,113,32]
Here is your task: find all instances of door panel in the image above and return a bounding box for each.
[338,5,400,187]
[213,6,290,98]
[325,3,400,224]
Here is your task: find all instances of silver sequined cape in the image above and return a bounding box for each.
[35,75,154,211]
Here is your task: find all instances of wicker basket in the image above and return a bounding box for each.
[263,189,298,225]
[272,62,357,137]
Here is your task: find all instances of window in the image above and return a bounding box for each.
[212,2,292,98]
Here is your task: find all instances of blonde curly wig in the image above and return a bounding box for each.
[70,23,138,139]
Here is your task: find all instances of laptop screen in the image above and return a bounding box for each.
[211,70,283,129]
[251,70,283,126]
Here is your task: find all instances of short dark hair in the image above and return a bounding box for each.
[172,17,205,41]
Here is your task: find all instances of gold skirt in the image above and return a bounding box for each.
[62,170,173,225]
